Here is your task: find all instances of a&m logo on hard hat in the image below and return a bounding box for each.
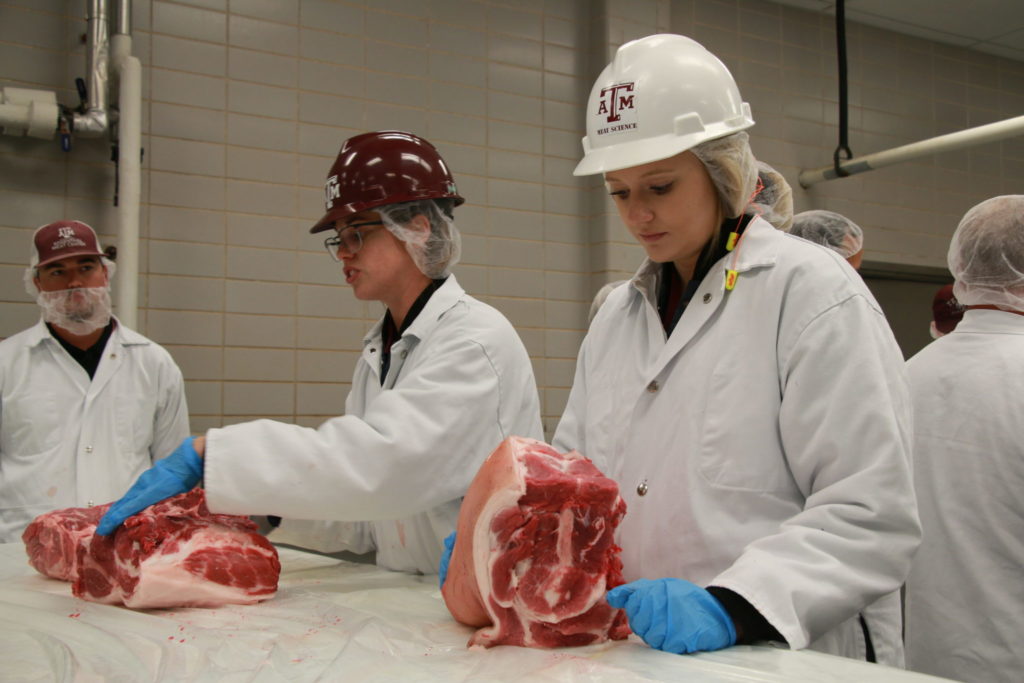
[51,226,87,250]
[596,82,637,136]
[324,175,341,210]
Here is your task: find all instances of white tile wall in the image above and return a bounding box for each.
[1,0,1022,440]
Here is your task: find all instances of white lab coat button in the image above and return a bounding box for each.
[637,480,649,496]
[646,380,659,393]
[84,445,93,453]
[703,293,712,303]
[87,500,94,507]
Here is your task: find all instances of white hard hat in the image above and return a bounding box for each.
[574,34,754,176]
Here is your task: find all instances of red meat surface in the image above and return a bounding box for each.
[23,490,280,609]
[442,436,630,648]
[23,503,109,582]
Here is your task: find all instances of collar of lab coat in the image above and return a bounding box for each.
[363,275,466,346]
[629,215,782,305]
[25,316,151,349]
[953,308,1024,335]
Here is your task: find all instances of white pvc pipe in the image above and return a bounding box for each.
[113,33,141,329]
[0,102,35,131]
[799,115,1024,187]
[0,88,59,138]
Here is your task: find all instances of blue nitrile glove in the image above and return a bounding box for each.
[438,531,456,588]
[606,578,737,654]
[96,436,204,536]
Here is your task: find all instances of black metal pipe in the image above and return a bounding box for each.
[833,0,852,177]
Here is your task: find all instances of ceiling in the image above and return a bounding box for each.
[768,0,1024,62]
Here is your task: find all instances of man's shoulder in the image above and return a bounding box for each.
[0,321,47,354]
[110,323,180,364]
[112,322,154,346]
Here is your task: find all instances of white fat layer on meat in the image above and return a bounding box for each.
[472,442,608,646]
[472,448,526,645]
[123,528,276,609]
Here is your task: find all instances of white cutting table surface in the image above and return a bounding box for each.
[0,542,951,682]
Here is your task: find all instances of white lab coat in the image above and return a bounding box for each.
[0,318,190,542]
[204,276,543,574]
[904,309,1024,683]
[553,217,920,666]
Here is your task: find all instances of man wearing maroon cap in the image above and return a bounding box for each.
[0,220,190,542]
[928,284,964,339]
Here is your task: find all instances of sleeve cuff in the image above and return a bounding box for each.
[707,586,786,645]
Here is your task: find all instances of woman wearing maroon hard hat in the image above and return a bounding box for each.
[97,132,543,576]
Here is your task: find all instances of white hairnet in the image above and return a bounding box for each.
[948,194,1024,311]
[790,210,864,259]
[750,162,793,231]
[691,134,791,230]
[377,199,462,279]
[24,255,116,298]
[691,132,759,220]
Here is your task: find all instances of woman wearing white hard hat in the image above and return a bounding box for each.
[553,35,919,666]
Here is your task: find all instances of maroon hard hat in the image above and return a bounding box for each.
[31,220,104,268]
[932,284,965,335]
[310,131,465,234]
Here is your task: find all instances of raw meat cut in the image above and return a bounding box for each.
[23,503,109,582]
[23,490,281,609]
[75,489,280,608]
[442,436,630,648]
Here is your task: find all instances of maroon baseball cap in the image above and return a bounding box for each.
[31,220,104,268]
[932,284,965,335]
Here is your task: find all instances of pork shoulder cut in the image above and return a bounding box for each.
[23,503,109,582]
[442,436,630,648]
[23,489,281,609]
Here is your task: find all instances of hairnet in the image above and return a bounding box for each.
[377,199,462,279]
[24,255,116,298]
[790,210,864,259]
[948,194,1024,311]
[749,162,793,231]
[690,132,759,220]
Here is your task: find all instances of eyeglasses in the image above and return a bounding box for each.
[324,221,385,261]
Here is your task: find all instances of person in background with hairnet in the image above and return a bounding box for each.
[0,220,189,542]
[903,195,1024,683]
[790,210,865,269]
[96,131,543,575]
[553,35,919,665]
[928,283,964,338]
